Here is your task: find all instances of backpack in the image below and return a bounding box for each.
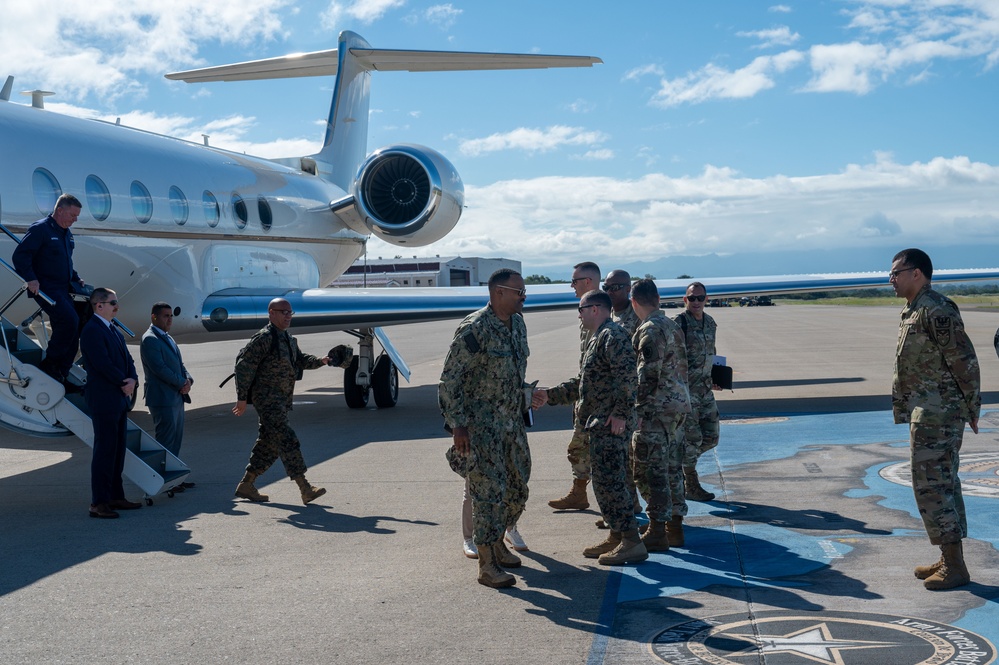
[219,327,300,401]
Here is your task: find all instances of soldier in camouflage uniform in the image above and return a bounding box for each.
[890,248,980,590]
[537,290,648,565]
[548,262,601,512]
[630,279,691,551]
[439,269,532,589]
[592,268,642,528]
[674,282,721,502]
[232,298,351,505]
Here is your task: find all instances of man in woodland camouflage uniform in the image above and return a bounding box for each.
[439,269,532,588]
[891,248,980,590]
[232,298,352,505]
[536,290,647,565]
[674,281,721,502]
[548,261,602,511]
[630,279,691,551]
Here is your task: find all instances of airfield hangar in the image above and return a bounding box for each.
[329,256,522,288]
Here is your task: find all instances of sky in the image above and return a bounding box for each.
[2,0,998,279]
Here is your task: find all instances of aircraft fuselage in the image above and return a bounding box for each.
[0,100,365,340]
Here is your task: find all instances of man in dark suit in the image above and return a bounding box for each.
[79,288,140,519]
[140,302,193,490]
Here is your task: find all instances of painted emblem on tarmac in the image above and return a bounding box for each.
[880,453,999,499]
[650,610,995,665]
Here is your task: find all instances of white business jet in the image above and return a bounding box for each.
[0,30,603,419]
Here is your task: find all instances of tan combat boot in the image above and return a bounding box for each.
[924,542,971,590]
[293,476,327,505]
[683,467,715,502]
[641,519,670,552]
[667,515,685,548]
[549,478,589,510]
[493,540,522,568]
[583,530,622,558]
[234,470,269,502]
[914,551,944,580]
[599,528,649,565]
[478,543,516,588]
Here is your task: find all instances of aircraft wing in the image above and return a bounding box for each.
[166,49,602,83]
[199,268,999,334]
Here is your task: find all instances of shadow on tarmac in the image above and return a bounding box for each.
[709,501,893,535]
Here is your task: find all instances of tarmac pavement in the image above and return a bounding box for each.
[2,303,999,664]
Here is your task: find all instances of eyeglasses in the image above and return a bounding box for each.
[99,300,119,307]
[577,304,599,312]
[495,284,527,298]
[888,267,917,279]
[686,294,707,302]
[602,283,629,293]
[270,309,294,316]
[570,277,590,286]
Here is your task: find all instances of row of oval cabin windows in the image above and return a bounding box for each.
[31,168,273,230]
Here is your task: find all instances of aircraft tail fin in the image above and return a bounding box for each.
[166,31,601,189]
[1,76,13,102]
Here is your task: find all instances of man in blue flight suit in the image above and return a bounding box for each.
[12,194,89,384]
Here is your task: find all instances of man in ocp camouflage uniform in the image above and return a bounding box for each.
[232,298,352,506]
[439,269,532,589]
[674,281,721,502]
[537,290,647,565]
[890,248,980,591]
[548,261,602,511]
[630,279,690,551]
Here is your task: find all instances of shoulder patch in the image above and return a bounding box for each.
[933,315,953,347]
[462,331,481,354]
[642,344,660,362]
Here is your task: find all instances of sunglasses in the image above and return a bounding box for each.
[577,304,599,312]
[495,284,527,298]
[602,283,628,293]
[686,295,707,302]
[99,300,119,306]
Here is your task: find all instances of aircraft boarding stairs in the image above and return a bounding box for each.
[0,263,190,504]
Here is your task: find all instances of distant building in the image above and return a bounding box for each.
[329,256,522,288]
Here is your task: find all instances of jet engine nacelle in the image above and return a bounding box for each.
[332,144,464,247]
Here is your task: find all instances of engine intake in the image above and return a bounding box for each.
[345,144,464,246]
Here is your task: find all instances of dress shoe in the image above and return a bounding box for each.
[89,504,119,519]
[462,538,478,559]
[180,481,196,489]
[171,483,186,493]
[108,499,142,510]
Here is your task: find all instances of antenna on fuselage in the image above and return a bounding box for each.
[20,90,54,109]
[0,76,13,102]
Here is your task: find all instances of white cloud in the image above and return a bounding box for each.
[769,5,792,13]
[322,0,406,28]
[644,1,999,105]
[0,1,291,103]
[388,155,999,270]
[425,4,462,29]
[457,125,610,157]
[738,25,801,49]
[651,51,805,107]
[572,149,615,161]
[623,64,665,81]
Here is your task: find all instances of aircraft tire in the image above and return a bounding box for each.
[371,355,398,408]
[344,356,370,408]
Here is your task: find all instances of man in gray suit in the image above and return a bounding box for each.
[140,302,194,489]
